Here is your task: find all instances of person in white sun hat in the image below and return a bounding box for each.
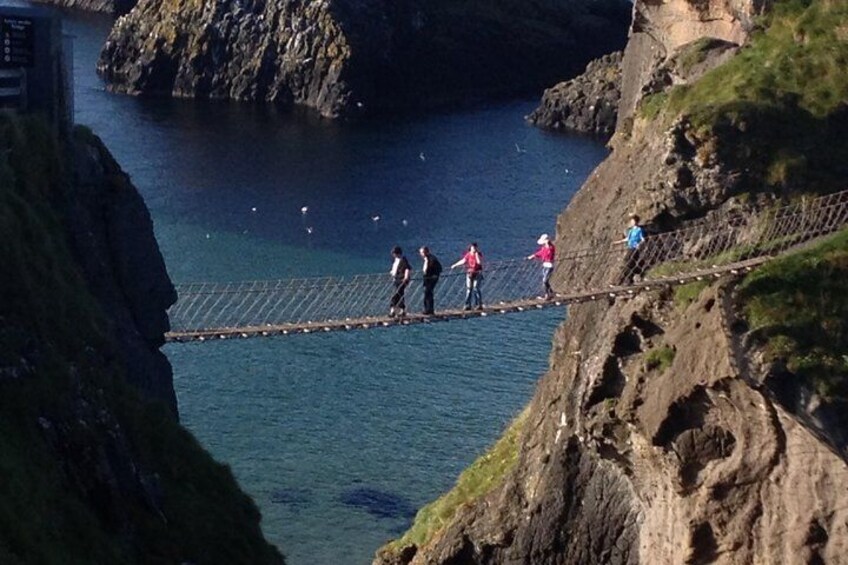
[527,233,556,299]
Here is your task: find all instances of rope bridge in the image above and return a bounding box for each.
[166,190,848,342]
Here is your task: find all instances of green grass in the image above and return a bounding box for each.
[674,37,729,77]
[386,408,528,552]
[665,0,848,122]
[0,113,282,564]
[738,228,848,402]
[646,245,753,280]
[638,0,848,194]
[645,346,676,373]
[640,92,669,122]
[674,280,711,308]
[645,227,813,282]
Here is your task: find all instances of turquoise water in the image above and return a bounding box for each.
[53,7,609,564]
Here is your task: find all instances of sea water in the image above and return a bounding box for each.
[52,7,608,563]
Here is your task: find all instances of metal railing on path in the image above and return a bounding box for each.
[165,190,848,342]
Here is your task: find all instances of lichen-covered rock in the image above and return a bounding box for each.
[97,0,632,118]
[528,51,623,137]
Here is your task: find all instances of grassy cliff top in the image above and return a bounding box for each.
[738,228,848,404]
[641,0,848,194]
[667,0,848,122]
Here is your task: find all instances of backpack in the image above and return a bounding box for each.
[430,256,443,277]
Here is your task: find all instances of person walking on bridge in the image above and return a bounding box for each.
[389,246,411,317]
[451,242,484,310]
[528,233,556,299]
[614,214,645,285]
[419,246,442,315]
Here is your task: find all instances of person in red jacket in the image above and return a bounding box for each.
[527,233,556,299]
[451,242,484,310]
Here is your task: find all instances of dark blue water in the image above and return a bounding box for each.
[47,6,608,564]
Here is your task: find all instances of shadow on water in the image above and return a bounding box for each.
[340,486,418,521]
[270,487,314,512]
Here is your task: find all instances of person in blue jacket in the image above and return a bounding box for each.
[614,214,645,285]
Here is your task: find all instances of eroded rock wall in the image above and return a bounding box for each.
[97,0,631,118]
[378,279,848,564]
[66,130,178,413]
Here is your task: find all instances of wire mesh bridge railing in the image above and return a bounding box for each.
[166,190,848,342]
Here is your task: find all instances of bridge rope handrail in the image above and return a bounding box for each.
[166,189,848,338]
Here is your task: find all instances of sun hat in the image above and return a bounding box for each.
[537,234,550,245]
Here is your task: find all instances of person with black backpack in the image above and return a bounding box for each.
[419,246,442,315]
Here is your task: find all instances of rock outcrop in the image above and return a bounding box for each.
[0,116,283,563]
[97,0,632,118]
[528,51,623,137]
[376,0,848,563]
[378,282,848,564]
[530,0,763,136]
[66,128,178,413]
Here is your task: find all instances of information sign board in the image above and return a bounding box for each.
[0,16,34,68]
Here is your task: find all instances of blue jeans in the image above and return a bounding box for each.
[465,273,483,307]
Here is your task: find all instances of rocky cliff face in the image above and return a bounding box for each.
[67,128,178,413]
[376,0,848,562]
[378,282,848,564]
[617,0,770,129]
[527,51,622,137]
[0,116,282,562]
[97,0,631,118]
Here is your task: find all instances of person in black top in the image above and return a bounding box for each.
[419,246,442,315]
[389,246,411,317]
